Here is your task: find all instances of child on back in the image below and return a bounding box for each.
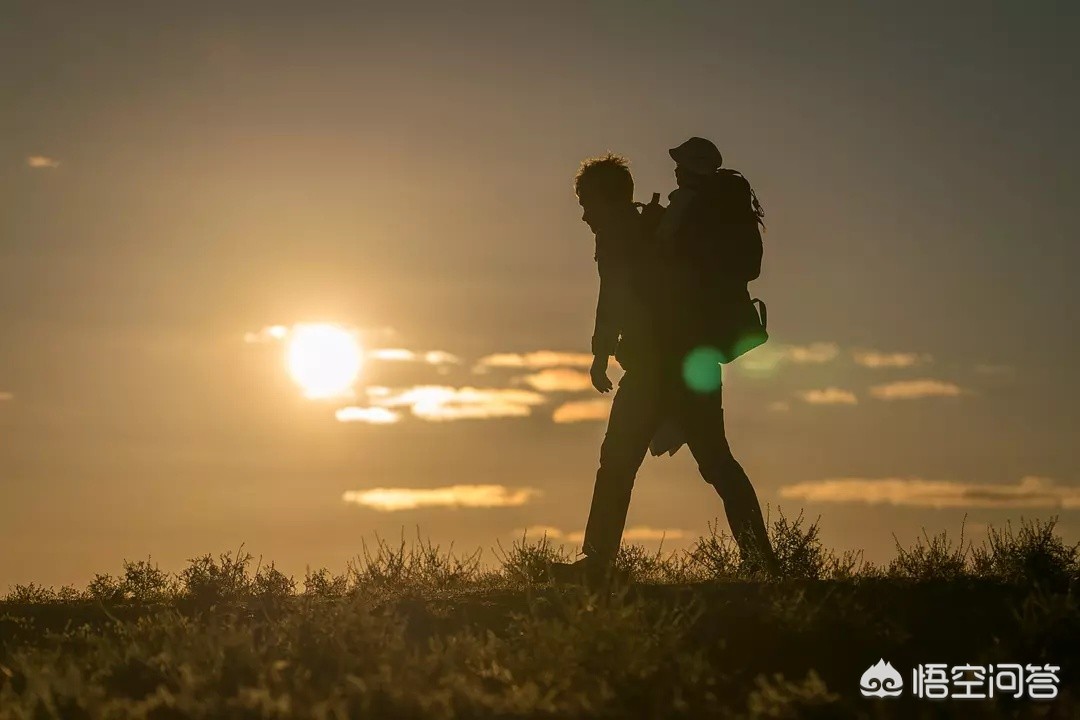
[660,137,768,364]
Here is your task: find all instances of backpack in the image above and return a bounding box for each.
[709,169,768,363]
[639,172,769,364]
[710,169,764,283]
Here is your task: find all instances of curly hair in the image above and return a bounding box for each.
[573,152,634,204]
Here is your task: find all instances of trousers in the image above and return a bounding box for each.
[581,362,777,569]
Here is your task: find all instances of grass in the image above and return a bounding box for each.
[1,512,1077,718]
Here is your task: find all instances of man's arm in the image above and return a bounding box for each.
[591,257,623,358]
[590,237,629,393]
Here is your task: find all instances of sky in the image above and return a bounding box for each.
[2,1,1079,588]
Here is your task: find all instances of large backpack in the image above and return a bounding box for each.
[708,169,768,362]
[639,171,769,364]
[711,168,765,282]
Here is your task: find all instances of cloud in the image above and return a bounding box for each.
[552,398,612,423]
[368,348,416,361]
[520,368,594,392]
[780,476,1080,510]
[369,385,546,421]
[423,350,461,365]
[334,406,401,424]
[736,342,839,373]
[476,351,594,370]
[869,379,963,400]
[367,348,461,364]
[27,155,60,169]
[798,388,858,405]
[623,526,688,541]
[243,325,289,343]
[517,525,567,539]
[0,392,12,402]
[516,525,686,544]
[786,342,840,364]
[343,484,540,511]
[852,350,931,368]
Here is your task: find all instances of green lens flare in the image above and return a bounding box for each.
[682,346,724,393]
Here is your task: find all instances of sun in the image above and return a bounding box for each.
[285,323,362,398]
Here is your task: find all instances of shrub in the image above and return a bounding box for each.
[743,670,851,719]
[3,583,56,604]
[613,544,675,584]
[496,588,714,717]
[889,523,971,580]
[493,530,571,585]
[179,547,254,607]
[86,573,125,602]
[303,568,349,599]
[768,509,862,581]
[251,561,297,603]
[688,510,862,581]
[687,520,742,580]
[121,557,175,602]
[971,517,1079,589]
[1008,583,1080,663]
[345,531,485,596]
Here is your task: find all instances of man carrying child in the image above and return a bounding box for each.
[557,138,779,585]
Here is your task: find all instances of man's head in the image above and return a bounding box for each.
[574,152,634,233]
[669,137,722,188]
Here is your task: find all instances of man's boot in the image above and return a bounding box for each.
[734,531,782,579]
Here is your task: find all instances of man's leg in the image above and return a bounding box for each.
[676,378,780,575]
[581,369,663,567]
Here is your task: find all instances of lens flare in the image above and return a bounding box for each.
[285,323,362,398]
[682,346,724,393]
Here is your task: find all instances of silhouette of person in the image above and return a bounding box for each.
[562,141,779,585]
[579,158,685,457]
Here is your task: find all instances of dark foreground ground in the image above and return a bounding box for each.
[1,515,1077,719]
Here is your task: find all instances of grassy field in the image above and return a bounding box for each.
[1,513,1077,719]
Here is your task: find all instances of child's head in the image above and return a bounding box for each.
[669,137,722,188]
[574,153,634,233]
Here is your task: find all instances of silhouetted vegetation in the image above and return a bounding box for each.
[1,513,1077,718]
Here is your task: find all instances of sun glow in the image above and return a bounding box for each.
[285,323,362,398]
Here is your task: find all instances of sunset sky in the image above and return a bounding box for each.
[2,2,1078,588]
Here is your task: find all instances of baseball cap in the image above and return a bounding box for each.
[669,137,723,174]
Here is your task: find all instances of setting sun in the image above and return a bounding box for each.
[285,323,362,399]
